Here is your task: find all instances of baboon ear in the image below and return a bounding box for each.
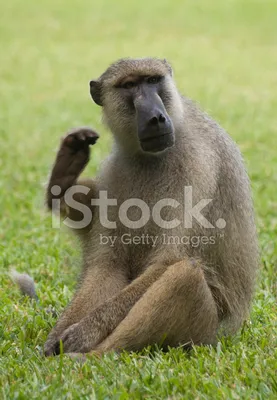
[89,80,103,106]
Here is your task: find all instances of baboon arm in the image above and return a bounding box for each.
[44,265,128,356]
[94,259,218,354]
[48,263,169,354]
[47,136,90,209]
[53,178,97,230]
[47,128,99,231]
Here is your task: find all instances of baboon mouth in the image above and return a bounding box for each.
[140,132,172,143]
[139,132,175,153]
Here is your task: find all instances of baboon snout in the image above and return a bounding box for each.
[135,93,175,153]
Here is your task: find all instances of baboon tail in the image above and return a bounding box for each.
[10,269,38,301]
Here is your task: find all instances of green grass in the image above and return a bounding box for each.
[0,0,276,398]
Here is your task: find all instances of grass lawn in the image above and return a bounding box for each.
[0,0,276,398]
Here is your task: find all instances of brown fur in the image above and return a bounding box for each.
[44,58,259,356]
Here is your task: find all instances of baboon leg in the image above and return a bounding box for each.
[48,263,169,355]
[94,260,218,353]
[44,265,128,356]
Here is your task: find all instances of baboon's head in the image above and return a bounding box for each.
[90,58,183,154]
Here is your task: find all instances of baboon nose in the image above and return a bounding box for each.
[159,114,166,123]
[149,116,159,125]
[149,113,166,126]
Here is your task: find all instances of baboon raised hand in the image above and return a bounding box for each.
[44,58,259,356]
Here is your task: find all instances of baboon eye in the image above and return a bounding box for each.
[147,76,162,84]
[122,81,137,89]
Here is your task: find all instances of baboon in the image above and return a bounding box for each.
[44,58,258,356]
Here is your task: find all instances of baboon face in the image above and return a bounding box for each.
[90,58,176,153]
